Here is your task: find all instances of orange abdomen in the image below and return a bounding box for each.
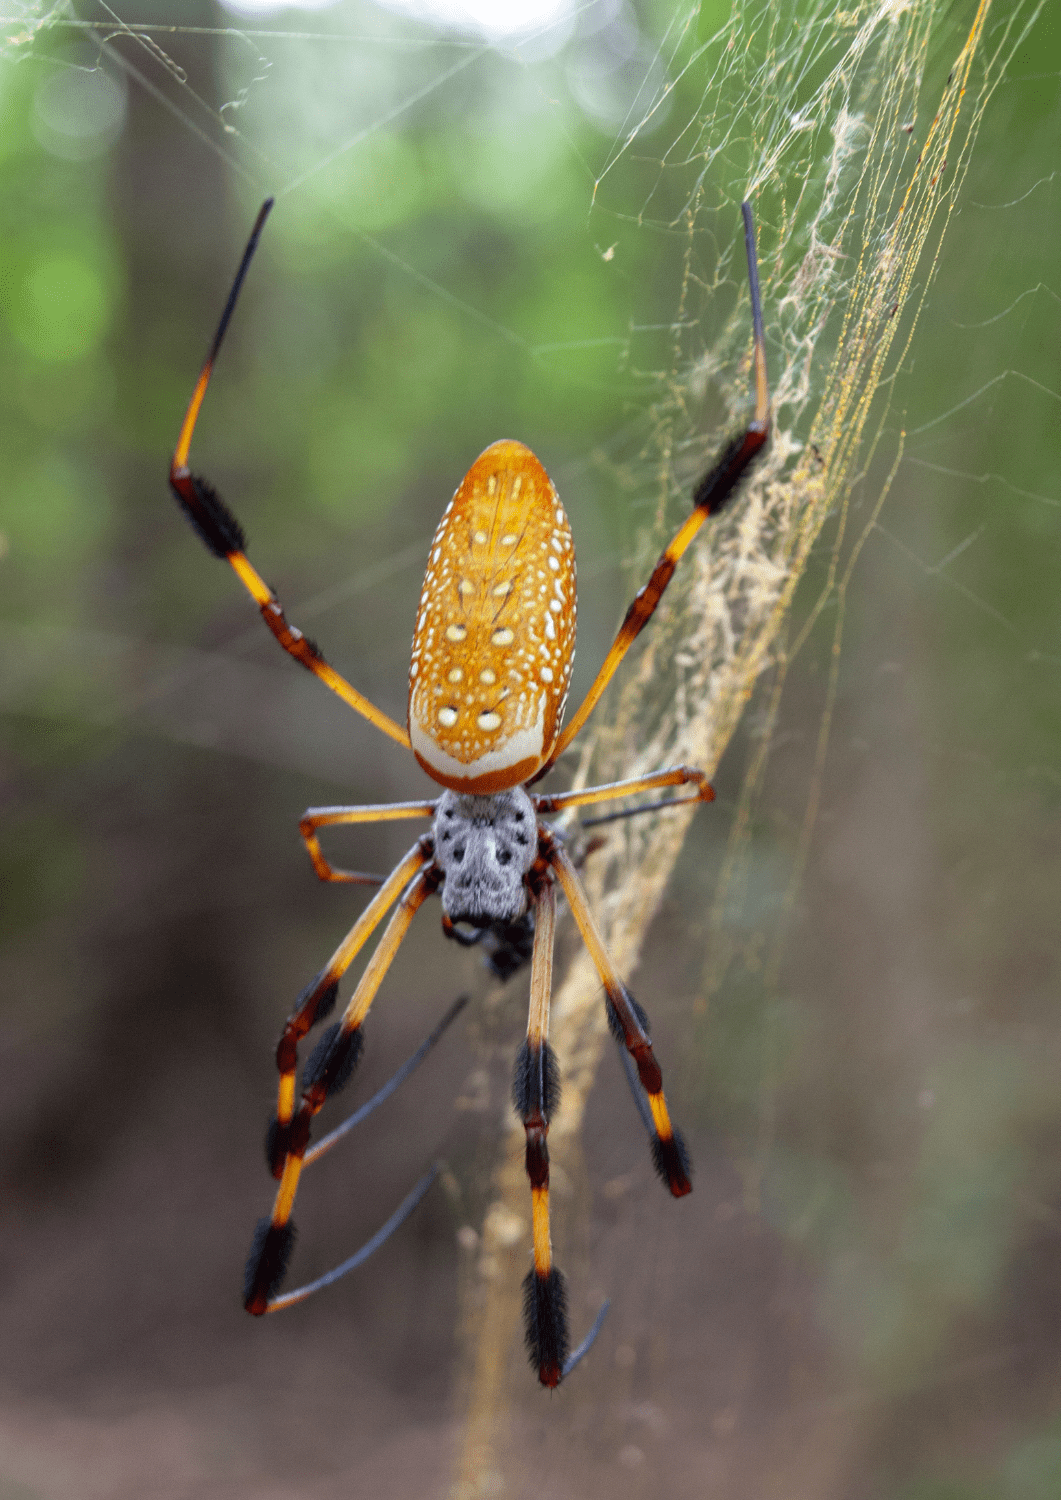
[407,440,577,793]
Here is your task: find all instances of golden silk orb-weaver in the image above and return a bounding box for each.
[168,198,770,1389]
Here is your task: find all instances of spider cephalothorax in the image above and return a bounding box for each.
[168,196,770,1387]
[434,788,538,928]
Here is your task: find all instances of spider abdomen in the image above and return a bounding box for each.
[408,440,576,793]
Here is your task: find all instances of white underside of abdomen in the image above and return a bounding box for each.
[409,697,545,787]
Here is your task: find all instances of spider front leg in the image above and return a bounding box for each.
[250,995,469,1313]
[245,860,442,1314]
[545,834,692,1197]
[168,196,409,750]
[267,836,432,1177]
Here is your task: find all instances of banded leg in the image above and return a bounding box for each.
[537,200,770,777]
[268,837,431,1177]
[533,764,714,818]
[545,836,692,1197]
[168,197,409,749]
[245,863,441,1314]
[513,877,567,1387]
[300,799,438,882]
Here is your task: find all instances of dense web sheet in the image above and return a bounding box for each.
[0,0,1054,1489]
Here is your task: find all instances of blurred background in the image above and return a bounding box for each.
[1,0,1059,1496]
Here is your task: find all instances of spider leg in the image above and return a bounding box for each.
[245,862,441,1314]
[268,837,432,1177]
[513,875,567,1386]
[300,798,438,882]
[168,198,409,749]
[533,764,714,816]
[515,875,612,1385]
[467,773,713,990]
[544,835,692,1197]
[537,201,770,775]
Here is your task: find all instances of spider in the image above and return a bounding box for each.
[168,198,770,1388]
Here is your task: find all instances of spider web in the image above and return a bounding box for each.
[452,3,1045,1484]
[0,0,1054,1494]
